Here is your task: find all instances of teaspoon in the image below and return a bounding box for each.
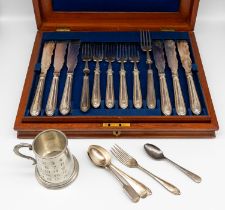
[144,144,202,183]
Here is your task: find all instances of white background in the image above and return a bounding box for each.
[0,1,225,210]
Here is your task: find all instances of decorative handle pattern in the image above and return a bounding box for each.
[30,75,46,116]
[46,74,59,116]
[105,66,115,109]
[159,73,172,116]
[166,158,202,183]
[91,67,101,108]
[80,75,90,112]
[172,74,186,116]
[13,143,37,165]
[109,164,151,198]
[133,64,142,109]
[138,165,180,195]
[59,73,73,115]
[119,69,128,109]
[147,69,156,109]
[186,73,201,115]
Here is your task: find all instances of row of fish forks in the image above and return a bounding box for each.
[80,43,142,112]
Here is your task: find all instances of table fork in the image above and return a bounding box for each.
[105,44,116,108]
[129,44,142,109]
[117,44,129,109]
[80,43,91,112]
[92,43,103,108]
[140,31,156,109]
[111,144,181,195]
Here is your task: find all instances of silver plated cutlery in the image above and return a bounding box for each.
[30,41,55,116]
[88,145,151,202]
[80,43,92,112]
[164,40,186,116]
[144,144,202,183]
[177,40,202,115]
[59,41,80,115]
[152,41,172,116]
[105,44,116,108]
[117,43,129,109]
[129,44,142,109]
[45,41,68,116]
[92,43,103,108]
[111,144,181,195]
[140,31,156,109]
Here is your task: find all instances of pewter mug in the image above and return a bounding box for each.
[14,129,79,189]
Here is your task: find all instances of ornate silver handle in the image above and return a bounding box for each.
[109,164,151,198]
[138,165,180,195]
[80,75,90,112]
[105,66,115,109]
[46,73,59,116]
[119,69,128,109]
[186,73,201,115]
[91,65,101,108]
[147,69,156,109]
[166,158,202,183]
[30,74,46,116]
[133,63,142,109]
[172,74,186,116]
[159,73,172,116]
[59,73,73,115]
[13,143,37,165]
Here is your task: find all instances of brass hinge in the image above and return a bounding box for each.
[56,27,71,32]
[160,28,176,32]
[103,123,131,128]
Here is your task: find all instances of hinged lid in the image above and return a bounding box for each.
[33,0,199,31]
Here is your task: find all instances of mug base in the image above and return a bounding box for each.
[35,155,79,189]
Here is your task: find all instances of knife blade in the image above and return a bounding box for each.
[60,41,81,115]
[30,41,55,116]
[67,41,81,73]
[164,40,186,116]
[152,41,165,74]
[164,40,178,73]
[46,41,68,116]
[152,41,172,116]
[177,40,201,115]
[53,42,68,72]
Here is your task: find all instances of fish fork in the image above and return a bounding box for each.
[105,44,116,108]
[117,44,129,109]
[140,31,156,109]
[80,43,91,112]
[92,43,103,108]
[129,44,142,109]
[111,144,181,195]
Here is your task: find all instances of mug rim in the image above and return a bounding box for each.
[32,129,68,159]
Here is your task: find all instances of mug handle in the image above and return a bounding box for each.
[13,143,37,165]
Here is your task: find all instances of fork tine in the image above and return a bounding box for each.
[112,146,130,161]
[114,144,133,159]
[111,148,129,164]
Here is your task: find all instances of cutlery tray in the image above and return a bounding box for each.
[25,32,207,117]
[14,0,218,138]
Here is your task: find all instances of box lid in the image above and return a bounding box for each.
[33,0,199,31]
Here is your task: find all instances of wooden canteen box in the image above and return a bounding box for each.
[14,0,219,138]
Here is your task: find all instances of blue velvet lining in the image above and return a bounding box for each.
[52,0,180,12]
[25,32,208,117]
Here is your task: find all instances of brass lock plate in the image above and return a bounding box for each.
[102,123,130,128]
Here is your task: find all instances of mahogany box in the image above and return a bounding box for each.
[14,0,219,138]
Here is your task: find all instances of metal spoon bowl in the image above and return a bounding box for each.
[144,144,202,183]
